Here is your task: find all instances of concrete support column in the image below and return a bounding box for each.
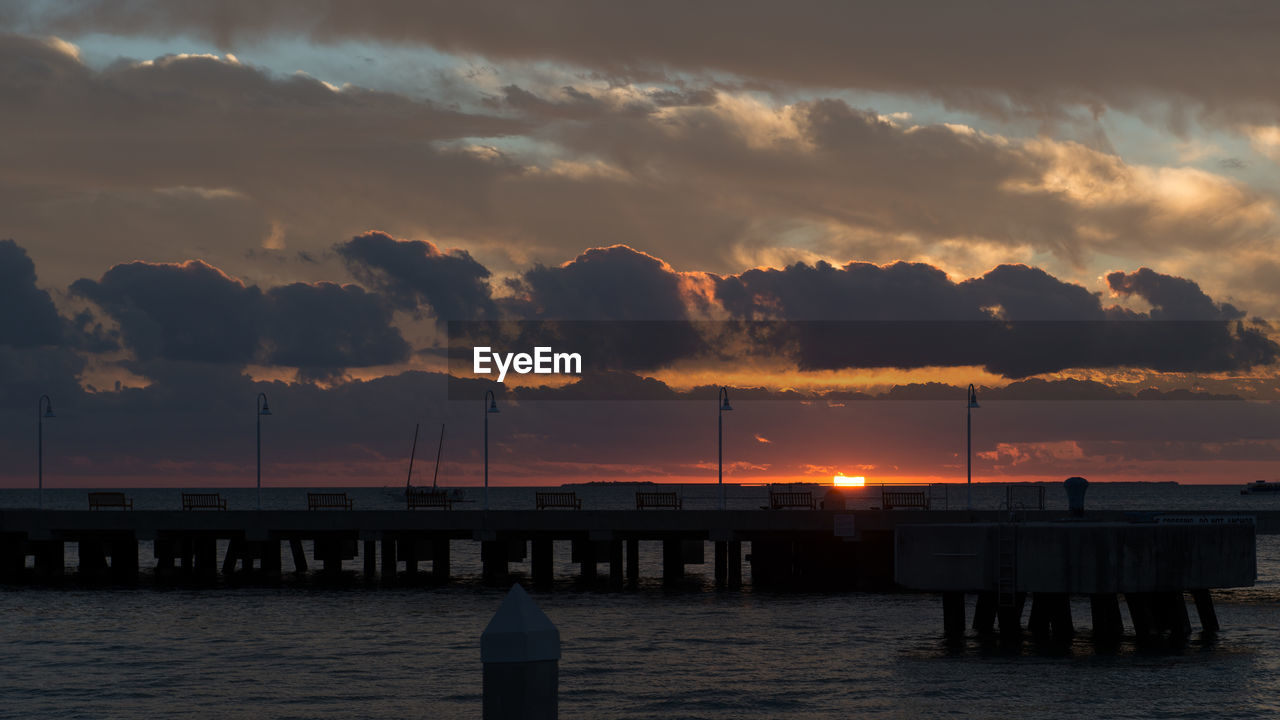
[222,538,243,576]
[1090,593,1124,641]
[381,537,397,583]
[1156,591,1191,638]
[972,591,997,633]
[401,538,419,576]
[432,538,451,582]
[0,536,24,582]
[79,538,109,576]
[1191,589,1219,633]
[196,537,218,579]
[626,539,639,586]
[154,536,175,577]
[318,538,342,574]
[1029,592,1073,640]
[942,592,966,638]
[608,541,624,589]
[532,538,554,587]
[482,541,509,585]
[1050,593,1075,641]
[997,593,1025,636]
[34,540,64,579]
[260,540,282,579]
[578,539,597,580]
[1125,593,1155,639]
[727,541,742,587]
[34,540,64,580]
[714,541,727,585]
[662,539,684,584]
[110,535,139,581]
[363,540,377,582]
[289,538,308,573]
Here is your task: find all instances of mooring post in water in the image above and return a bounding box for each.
[481,583,560,720]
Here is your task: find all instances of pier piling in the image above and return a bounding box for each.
[608,541,623,588]
[1090,593,1124,640]
[380,537,396,583]
[662,539,684,583]
[625,539,639,586]
[289,539,307,573]
[728,541,742,586]
[972,591,997,633]
[1192,589,1219,633]
[942,591,965,638]
[433,538,451,582]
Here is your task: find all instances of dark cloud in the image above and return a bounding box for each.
[337,231,496,321]
[714,259,1278,378]
[263,282,410,377]
[506,245,691,321]
[1107,267,1244,321]
[962,264,1106,321]
[71,260,263,364]
[716,260,981,321]
[489,245,705,372]
[0,238,63,347]
[72,259,410,373]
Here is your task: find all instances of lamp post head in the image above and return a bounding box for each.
[258,393,272,416]
[40,395,55,418]
[967,384,980,409]
[486,390,499,414]
[719,386,733,412]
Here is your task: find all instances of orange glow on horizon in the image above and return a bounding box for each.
[833,474,866,487]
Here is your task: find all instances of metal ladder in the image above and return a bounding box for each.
[997,512,1017,608]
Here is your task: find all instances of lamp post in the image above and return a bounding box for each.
[37,395,54,509]
[718,386,733,510]
[967,383,979,511]
[484,389,499,511]
[257,392,271,510]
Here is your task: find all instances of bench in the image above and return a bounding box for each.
[88,492,133,510]
[882,489,930,510]
[636,491,682,510]
[182,492,226,510]
[767,489,816,510]
[407,488,452,510]
[307,492,354,510]
[536,491,582,510]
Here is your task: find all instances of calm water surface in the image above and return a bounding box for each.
[2,483,1278,719]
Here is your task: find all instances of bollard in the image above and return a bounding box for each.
[1064,476,1088,516]
[482,583,560,720]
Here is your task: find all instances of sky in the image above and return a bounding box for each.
[2,1,1280,488]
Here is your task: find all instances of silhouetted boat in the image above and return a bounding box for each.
[1241,480,1280,495]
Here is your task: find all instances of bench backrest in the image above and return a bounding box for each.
[536,492,581,509]
[636,491,681,509]
[769,490,815,509]
[182,492,226,509]
[308,492,353,509]
[88,492,131,509]
[407,489,451,508]
[882,490,930,509]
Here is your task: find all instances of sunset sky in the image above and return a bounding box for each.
[2,2,1279,488]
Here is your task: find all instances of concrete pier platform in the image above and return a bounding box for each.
[895,520,1255,639]
[0,509,1263,599]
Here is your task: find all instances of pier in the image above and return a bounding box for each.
[896,519,1256,640]
[0,508,1264,600]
